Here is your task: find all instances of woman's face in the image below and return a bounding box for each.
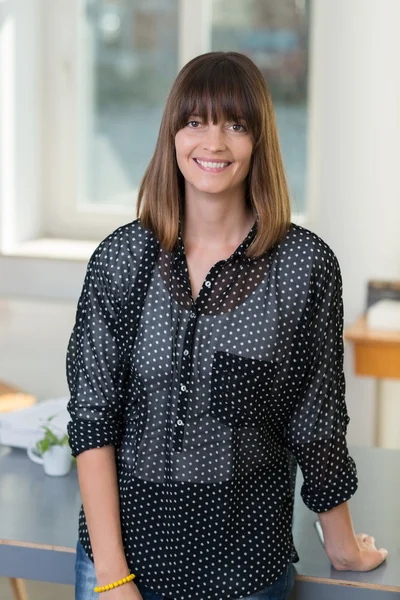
[174,114,253,199]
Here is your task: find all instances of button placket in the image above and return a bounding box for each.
[172,310,197,452]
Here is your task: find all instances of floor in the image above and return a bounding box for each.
[0,296,78,599]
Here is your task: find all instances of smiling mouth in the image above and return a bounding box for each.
[194,158,232,172]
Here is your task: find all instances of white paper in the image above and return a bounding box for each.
[366,299,400,332]
[0,396,69,449]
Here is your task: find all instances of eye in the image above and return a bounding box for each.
[230,123,247,133]
[187,120,201,128]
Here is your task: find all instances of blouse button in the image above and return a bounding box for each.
[177,419,184,426]
[180,384,187,392]
[183,350,189,356]
[205,280,212,288]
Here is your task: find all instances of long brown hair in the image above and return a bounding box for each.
[137,51,291,258]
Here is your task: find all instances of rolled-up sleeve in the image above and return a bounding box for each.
[285,252,358,513]
[66,246,123,457]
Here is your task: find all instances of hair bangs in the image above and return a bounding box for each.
[171,58,263,141]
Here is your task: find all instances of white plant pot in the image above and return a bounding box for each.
[27,444,72,477]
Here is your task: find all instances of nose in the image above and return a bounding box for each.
[203,124,226,152]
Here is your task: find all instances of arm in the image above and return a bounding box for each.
[77,447,143,599]
[319,501,387,571]
[77,446,129,583]
[285,249,387,571]
[66,246,142,598]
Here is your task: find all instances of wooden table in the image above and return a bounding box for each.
[0,380,37,599]
[344,315,400,446]
[0,445,399,599]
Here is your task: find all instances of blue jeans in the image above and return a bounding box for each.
[75,540,295,600]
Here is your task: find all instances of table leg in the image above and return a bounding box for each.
[8,578,28,600]
[375,378,383,447]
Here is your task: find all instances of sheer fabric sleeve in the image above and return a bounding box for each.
[66,246,123,458]
[285,252,358,513]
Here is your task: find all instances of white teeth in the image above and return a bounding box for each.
[196,160,230,169]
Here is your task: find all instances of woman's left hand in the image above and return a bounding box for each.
[329,532,388,571]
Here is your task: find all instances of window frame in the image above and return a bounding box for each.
[42,0,212,240]
[0,0,310,256]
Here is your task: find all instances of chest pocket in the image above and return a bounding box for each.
[210,351,278,428]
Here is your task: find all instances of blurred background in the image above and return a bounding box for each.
[1,0,400,445]
[1,0,400,597]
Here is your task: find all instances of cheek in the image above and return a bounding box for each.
[234,150,253,182]
[237,147,253,173]
[175,136,186,171]
[236,140,253,164]
[175,132,193,157]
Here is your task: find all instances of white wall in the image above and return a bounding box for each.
[0,255,86,300]
[307,0,400,447]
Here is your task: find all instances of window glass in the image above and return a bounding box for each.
[80,0,309,214]
[211,0,310,213]
[81,0,179,207]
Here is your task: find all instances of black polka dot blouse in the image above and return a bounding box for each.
[66,217,358,600]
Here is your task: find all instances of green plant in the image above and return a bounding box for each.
[35,416,69,455]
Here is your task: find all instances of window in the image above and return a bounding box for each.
[40,0,310,241]
[211,0,310,215]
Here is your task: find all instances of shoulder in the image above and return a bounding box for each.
[275,223,341,279]
[271,224,342,315]
[91,218,152,266]
[85,219,156,295]
[88,218,155,273]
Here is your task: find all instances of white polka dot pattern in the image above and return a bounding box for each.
[66,218,358,600]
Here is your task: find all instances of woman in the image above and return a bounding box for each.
[67,52,388,600]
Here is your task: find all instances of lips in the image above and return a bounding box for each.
[194,158,232,172]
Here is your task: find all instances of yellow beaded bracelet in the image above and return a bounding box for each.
[94,573,136,593]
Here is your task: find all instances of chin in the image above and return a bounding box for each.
[190,179,231,193]
[196,186,229,195]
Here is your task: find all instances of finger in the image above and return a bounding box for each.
[365,535,375,545]
[362,548,388,571]
[370,548,389,569]
[379,548,388,560]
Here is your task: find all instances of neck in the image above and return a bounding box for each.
[182,187,256,250]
